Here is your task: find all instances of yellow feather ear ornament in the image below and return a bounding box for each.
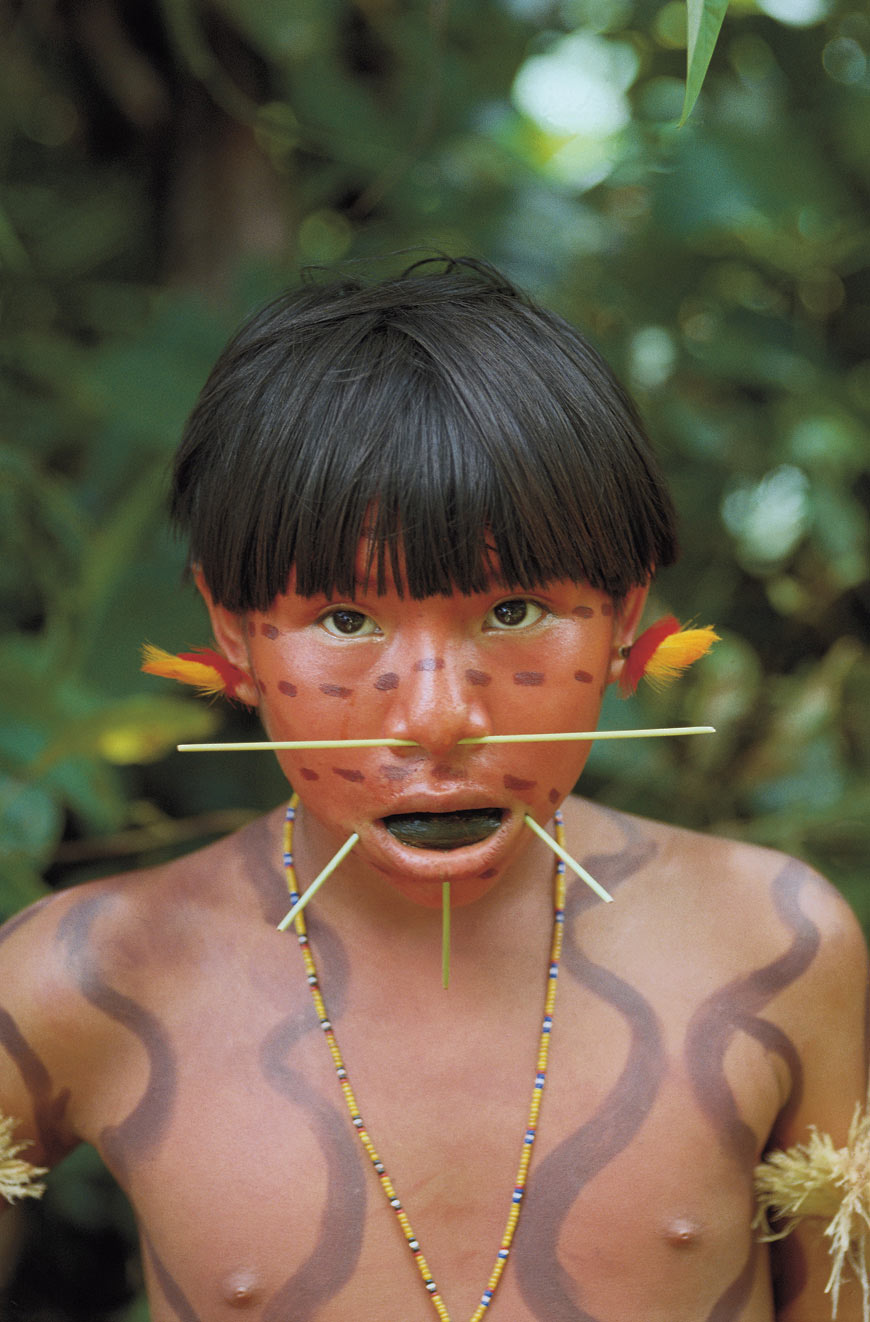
[754,1096,870,1320]
[0,1111,47,1204]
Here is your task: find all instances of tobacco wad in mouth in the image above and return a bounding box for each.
[383,808,504,850]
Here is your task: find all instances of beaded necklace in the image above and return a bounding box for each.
[281,795,567,1321]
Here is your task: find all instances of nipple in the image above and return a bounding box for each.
[221,1268,263,1307]
[662,1217,701,1249]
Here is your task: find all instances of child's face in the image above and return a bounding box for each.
[204,559,644,908]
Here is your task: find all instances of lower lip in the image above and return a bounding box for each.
[383,808,504,851]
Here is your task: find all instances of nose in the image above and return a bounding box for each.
[384,650,491,758]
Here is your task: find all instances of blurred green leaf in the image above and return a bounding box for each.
[681,0,730,125]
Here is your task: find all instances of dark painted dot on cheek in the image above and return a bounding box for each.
[375,672,399,691]
[332,767,365,783]
[278,680,297,697]
[574,670,594,684]
[601,602,614,617]
[320,684,353,699]
[465,669,492,687]
[478,868,497,880]
[513,671,545,686]
[504,774,537,792]
[548,788,561,805]
[261,623,280,639]
[572,605,595,619]
[380,764,410,781]
[414,657,444,672]
[299,767,319,781]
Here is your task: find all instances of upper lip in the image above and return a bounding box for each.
[375,791,509,819]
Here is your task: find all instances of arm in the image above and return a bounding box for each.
[0,896,85,1210]
[758,876,869,1321]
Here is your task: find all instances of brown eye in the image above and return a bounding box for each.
[486,599,545,630]
[320,608,378,637]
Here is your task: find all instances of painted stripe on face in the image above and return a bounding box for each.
[374,672,399,691]
[465,669,492,686]
[332,767,365,782]
[278,680,297,696]
[414,657,445,672]
[513,671,545,686]
[320,684,353,699]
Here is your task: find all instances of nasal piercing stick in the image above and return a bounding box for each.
[523,814,613,904]
[177,726,715,752]
[277,833,360,931]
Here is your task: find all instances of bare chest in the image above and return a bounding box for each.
[94,947,784,1322]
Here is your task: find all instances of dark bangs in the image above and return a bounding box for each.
[171,262,678,611]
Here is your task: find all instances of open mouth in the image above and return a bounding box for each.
[383,808,504,850]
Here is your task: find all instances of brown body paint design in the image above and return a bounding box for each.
[57,895,177,1182]
[504,774,537,792]
[332,767,365,783]
[414,657,444,672]
[465,669,492,687]
[548,789,561,805]
[572,606,595,619]
[513,671,545,686]
[0,901,70,1162]
[682,860,817,1321]
[574,670,594,684]
[515,823,664,1322]
[319,684,353,699]
[685,860,814,1168]
[261,624,280,640]
[142,1231,202,1322]
[299,767,319,781]
[374,672,400,690]
[259,917,366,1320]
[278,680,297,697]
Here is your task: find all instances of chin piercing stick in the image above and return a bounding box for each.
[524,814,613,904]
[277,831,359,931]
[442,883,451,990]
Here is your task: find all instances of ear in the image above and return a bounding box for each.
[608,583,650,687]
[194,568,260,707]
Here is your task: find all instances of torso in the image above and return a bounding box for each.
[5,800,850,1321]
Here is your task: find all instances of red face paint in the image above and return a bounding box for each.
[242,559,622,909]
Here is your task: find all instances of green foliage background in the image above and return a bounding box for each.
[1,0,868,1314]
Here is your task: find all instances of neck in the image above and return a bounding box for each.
[287,800,562,993]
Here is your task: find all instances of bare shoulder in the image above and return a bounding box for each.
[0,809,284,1162]
[564,794,867,990]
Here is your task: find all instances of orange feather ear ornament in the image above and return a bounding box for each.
[618,616,719,697]
[141,645,251,701]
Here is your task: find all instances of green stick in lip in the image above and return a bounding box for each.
[178,725,715,752]
[524,814,613,904]
[277,832,360,931]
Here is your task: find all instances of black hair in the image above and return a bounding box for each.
[171,257,677,611]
